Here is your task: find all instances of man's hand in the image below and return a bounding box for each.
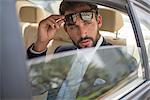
[33,15,65,52]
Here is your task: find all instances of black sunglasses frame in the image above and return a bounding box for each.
[65,10,96,25]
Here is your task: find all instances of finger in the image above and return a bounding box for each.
[57,18,65,26]
[48,18,60,29]
[50,15,65,20]
[46,15,64,28]
[45,19,56,29]
[43,15,65,30]
[46,15,64,21]
[49,18,65,29]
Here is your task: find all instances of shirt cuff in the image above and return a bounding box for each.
[29,43,47,54]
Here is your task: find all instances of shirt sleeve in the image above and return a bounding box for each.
[27,43,47,59]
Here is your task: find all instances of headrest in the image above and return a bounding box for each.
[99,8,124,33]
[19,6,45,23]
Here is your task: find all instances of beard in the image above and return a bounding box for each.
[71,33,100,49]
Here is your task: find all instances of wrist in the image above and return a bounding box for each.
[33,41,49,52]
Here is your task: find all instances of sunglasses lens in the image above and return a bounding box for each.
[65,11,94,25]
[80,12,93,21]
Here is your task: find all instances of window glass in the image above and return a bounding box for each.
[132,5,150,67]
[28,46,140,99]
[16,0,146,99]
[28,0,61,13]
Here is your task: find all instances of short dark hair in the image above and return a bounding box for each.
[59,1,98,15]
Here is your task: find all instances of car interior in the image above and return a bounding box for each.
[2,0,150,99]
[14,0,147,99]
[16,0,126,55]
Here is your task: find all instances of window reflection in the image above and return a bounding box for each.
[28,46,140,99]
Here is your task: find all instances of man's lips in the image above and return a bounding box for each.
[80,39,91,46]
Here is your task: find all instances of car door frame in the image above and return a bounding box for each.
[1,0,32,99]
[126,0,150,79]
[120,0,150,99]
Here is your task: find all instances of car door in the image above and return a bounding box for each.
[1,0,32,99]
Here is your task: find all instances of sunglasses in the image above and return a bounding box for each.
[65,10,96,25]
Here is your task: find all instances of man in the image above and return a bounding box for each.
[27,0,112,59]
[27,1,138,99]
[27,1,113,99]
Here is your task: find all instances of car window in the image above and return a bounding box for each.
[28,46,140,99]
[132,4,150,66]
[16,0,147,99]
[28,0,62,13]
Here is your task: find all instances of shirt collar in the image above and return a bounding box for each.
[97,35,103,46]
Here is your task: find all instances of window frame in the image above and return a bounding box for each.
[126,0,150,80]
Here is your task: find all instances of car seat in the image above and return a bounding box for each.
[16,1,47,48]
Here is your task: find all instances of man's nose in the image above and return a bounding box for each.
[75,18,87,37]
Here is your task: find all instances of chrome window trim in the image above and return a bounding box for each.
[102,78,146,99]
[126,0,150,79]
[121,81,150,99]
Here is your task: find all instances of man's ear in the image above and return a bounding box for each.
[97,15,102,28]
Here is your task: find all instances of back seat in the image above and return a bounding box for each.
[16,0,47,48]
[16,1,126,54]
[98,8,126,45]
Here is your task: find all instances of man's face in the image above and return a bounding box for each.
[64,4,102,48]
